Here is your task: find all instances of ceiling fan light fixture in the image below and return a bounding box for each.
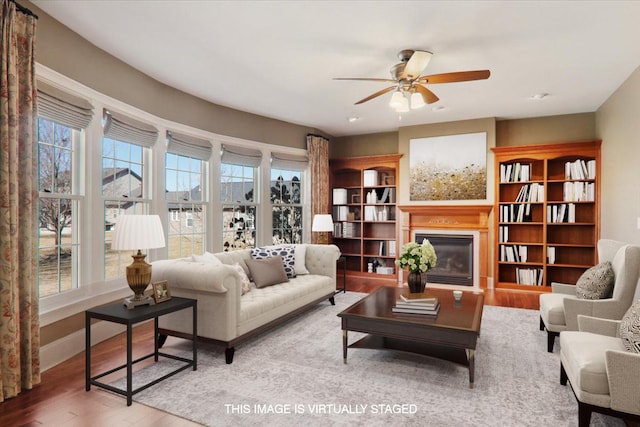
[410,91,425,109]
[389,90,405,108]
[395,94,410,113]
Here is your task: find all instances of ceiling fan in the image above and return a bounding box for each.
[335,49,490,112]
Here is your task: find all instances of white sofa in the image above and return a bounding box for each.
[151,244,341,363]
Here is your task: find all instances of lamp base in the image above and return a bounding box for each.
[124,294,155,310]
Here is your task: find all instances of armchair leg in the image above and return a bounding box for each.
[539,316,545,331]
[547,330,558,352]
[225,347,235,364]
[577,402,592,427]
[560,362,567,385]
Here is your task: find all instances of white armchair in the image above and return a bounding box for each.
[539,239,640,352]
[560,315,640,426]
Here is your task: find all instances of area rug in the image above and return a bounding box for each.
[115,292,624,427]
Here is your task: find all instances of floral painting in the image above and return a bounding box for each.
[410,132,487,201]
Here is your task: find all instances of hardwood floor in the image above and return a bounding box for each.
[0,278,540,426]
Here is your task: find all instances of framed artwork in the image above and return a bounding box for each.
[152,280,171,303]
[409,132,487,201]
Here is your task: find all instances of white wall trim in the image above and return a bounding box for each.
[40,319,148,372]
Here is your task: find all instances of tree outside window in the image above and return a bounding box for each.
[270,168,303,245]
[38,118,81,297]
[221,163,257,251]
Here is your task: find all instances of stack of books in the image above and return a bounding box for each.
[391,293,440,316]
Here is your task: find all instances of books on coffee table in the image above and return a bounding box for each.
[392,303,440,316]
[400,293,437,304]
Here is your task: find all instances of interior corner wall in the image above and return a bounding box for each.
[330,131,398,158]
[595,65,640,243]
[496,113,596,146]
[26,0,328,149]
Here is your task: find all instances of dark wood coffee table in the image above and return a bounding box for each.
[338,286,484,388]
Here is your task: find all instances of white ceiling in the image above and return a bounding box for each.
[33,1,640,137]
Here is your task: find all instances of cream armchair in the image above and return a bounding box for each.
[539,239,640,352]
[560,315,640,426]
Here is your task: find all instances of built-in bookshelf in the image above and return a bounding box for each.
[492,141,601,291]
[329,154,402,280]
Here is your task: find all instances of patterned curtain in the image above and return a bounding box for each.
[0,0,40,401]
[306,134,329,244]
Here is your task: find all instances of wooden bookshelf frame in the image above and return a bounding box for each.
[492,140,601,291]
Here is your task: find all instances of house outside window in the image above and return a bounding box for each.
[166,151,206,259]
[101,109,158,279]
[37,118,82,298]
[102,137,149,278]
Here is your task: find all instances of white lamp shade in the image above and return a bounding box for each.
[389,90,404,109]
[111,214,166,250]
[312,214,334,232]
[410,91,425,109]
[395,95,410,113]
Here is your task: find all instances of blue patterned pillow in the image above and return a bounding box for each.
[251,246,296,278]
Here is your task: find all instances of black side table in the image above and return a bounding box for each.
[85,296,197,406]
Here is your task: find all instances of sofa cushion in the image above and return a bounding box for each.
[214,249,251,278]
[230,262,252,295]
[294,244,310,275]
[245,256,289,288]
[575,261,615,300]
[192,251,223,265]
[560,330,626,395]
[251,246,296,278]
[619,300,640,353]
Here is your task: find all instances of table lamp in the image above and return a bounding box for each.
[111,214,166,309]
[312,214,334,244]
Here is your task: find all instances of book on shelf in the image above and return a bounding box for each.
[547,246,556,264]
[500,162,532,182]
[388,240,396,256]
[400,292,437,303]
[565,159,596,180]
[392,304,440,316]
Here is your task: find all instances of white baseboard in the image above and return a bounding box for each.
[40,321,145,372]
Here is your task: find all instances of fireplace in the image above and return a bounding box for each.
[414,233,474,286]
[399,205,492,288]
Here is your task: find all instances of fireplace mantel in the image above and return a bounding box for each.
[398,204,493,288]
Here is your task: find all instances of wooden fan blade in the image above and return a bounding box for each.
[334,77,396,82]
[400,50,433,80]
[355,86,396,105]
[418,70,491,84]
[414,84,439,104]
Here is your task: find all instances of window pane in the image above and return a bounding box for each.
[38,197,78,297]
[104,201,148,279]
[39,143,54,192]
[38,119,53,144]
[270,167,304,245]
[166,152,178,169]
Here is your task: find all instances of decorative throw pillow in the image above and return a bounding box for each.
[575,261,615,299]
[230,262,252,295]
[619,300,640,353]
[293,244,310,275]
[245,256,289,288]
[192,251,223,266]
[251,246,296,278]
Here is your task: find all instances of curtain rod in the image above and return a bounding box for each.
[9,0,38,19]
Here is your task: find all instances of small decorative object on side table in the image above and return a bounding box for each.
[152,280,171,303]
[395,239,438,294]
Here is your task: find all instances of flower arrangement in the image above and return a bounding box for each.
[395,240,437,273]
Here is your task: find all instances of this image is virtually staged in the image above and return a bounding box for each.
[1,1,640,427]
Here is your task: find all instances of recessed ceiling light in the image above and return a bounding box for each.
[530,93,549,100]
[347,117,360,123]
[432,106,446,112]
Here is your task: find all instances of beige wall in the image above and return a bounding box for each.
[27,1,329,149]
[331,131,398,158]
[496,113,596,146]
[595,65,640,243]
